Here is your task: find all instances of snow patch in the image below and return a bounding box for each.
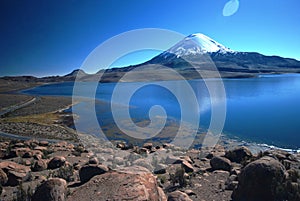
[164,33,235,57]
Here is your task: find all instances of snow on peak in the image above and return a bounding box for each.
[166,33,234,57]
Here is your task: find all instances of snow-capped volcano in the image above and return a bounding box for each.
[165,33,234,57]
[141,32,300,80]
[61,32,300,82]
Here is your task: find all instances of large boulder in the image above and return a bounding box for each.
[68,166,167,201]
[225,146,252,163]
[79,164,109,183]
[0,161,31,186]
[232,156,285,201]
[48,156,66,169]
[168,190,193,201]
[32,159,48,172]
[32,178,67,201]
[210,156,232,171]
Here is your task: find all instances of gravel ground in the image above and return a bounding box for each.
[0,94,33,111]
[0,91,77,141]
[0,121,78,141]
[6,96,72,117]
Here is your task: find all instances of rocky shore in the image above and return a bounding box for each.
[0,136,299,201]
[0,87,299,200]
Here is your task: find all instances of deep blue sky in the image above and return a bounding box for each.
[1,0,299,77]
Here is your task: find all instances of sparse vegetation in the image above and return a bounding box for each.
[169,167,186,187]
[1,113,60,126]
[157,174,167,184]
[55,164,74,182]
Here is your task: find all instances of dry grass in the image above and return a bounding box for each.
[0,94,33,111]
[6,96,73,117]
[1,112,61,126]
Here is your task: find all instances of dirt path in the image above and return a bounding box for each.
[0,96,38,117]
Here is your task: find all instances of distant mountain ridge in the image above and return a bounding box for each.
[1,33,300,82]
[90,33,300,82]
[64,69,87,78]
[142,33,300,77]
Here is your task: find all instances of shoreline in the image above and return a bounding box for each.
[1,77,300,154]
[0,94,79,142]
[0,85,300,200]
[218,134,300,154]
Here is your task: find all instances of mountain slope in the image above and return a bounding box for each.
[2,33,300,83]
[163,33,234,56]
[135,33,300,79]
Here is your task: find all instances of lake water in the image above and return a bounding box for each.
[23,74,300,150]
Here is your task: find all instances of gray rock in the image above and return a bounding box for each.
[132,158,153,170]
[286,168,300,182]
[22,151,32,158]
[88,156,99,165]
[225,146,252,163]
[154,164,167,174]
[181,160,194,173]
[143,142,153,150]
[116,142,133,150]
[0,161,31,186]
[166,156,182,164]
[139,148,149,155]
[48,156,66,169]
[232,156,285,201]
[39,141,49,146]
[79,164,109,184]
[13,142,25,148]
[32,159,48,172]
[180,156,193,164]
[32,178,67,201]
[230,167,241,175]
[113,157,124,165]
[205,152,214,159]
[225,174,238,190]
[210,156,232,171]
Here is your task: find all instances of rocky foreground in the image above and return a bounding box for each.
[0,137,299,201]
[1,72,300,201]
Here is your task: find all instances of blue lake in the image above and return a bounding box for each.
[23,74,300,150]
